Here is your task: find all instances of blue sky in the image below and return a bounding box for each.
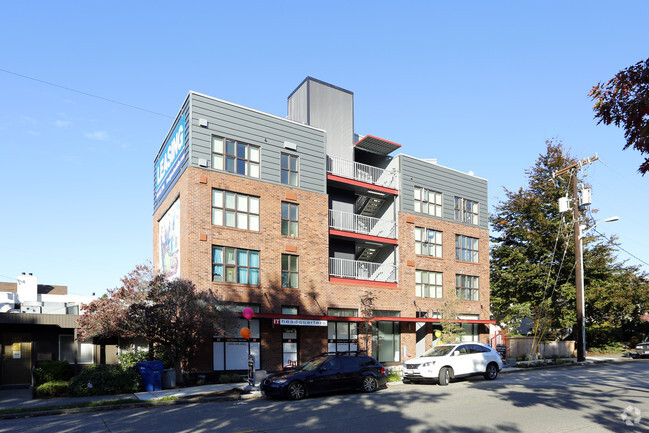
[1,1,647,296]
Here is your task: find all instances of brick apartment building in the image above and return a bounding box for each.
[152,77,492,373]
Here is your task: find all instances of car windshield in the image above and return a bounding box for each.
[422,345,456,357]
[295,357,327,372]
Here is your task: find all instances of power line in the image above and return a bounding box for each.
[594,229,649,268]
[0,68,173,119]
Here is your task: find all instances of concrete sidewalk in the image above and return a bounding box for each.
[0,354,630,418]
[0,382,258,418]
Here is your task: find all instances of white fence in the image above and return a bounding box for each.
[327,156,399,189]
[329,209,397,239]
[329,257,397,283]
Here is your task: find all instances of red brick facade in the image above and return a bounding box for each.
[153,166,491,372]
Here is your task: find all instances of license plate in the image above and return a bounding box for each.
[406,369,414,375]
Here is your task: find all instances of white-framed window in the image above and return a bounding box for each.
[281,153,299,186]
[212,246,260,284]
[456,274,479,301]
[59,335,94,364]
[212,136,260,178]
[415,270,443,298]
[414,187,442,217]
[282,254,299,288]
[458,314,480,342]
[415,227,443,258]
[212,189,260,231]
[455,235,479,263]
[281,202,299,237]
[454,197,479,225]
[328,321,358,353]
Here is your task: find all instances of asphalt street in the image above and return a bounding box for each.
[2,360,648,433]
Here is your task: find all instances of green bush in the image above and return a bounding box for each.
[68,364,140,397]
[386,371,402,382]
[218,373,243,383]
[118,350,151,368]
[35,381,69,398]
[33,361,73,385]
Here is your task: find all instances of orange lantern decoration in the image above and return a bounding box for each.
[240,327,251,340]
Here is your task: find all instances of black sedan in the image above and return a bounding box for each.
[261,353,387,400]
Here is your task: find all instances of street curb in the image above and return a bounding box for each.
[0,391,263,420]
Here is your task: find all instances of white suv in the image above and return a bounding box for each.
[403,342,504,386]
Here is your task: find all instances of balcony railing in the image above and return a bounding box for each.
[329,257,398,283]
[327,156,399,190]
[329,209,397,239]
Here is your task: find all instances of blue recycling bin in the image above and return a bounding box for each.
[136,361,165,392]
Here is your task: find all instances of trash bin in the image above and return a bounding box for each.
[137,361,165,392]
[162,368,176,389]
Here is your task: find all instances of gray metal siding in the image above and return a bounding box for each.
[287,81,308,124]
[306,80,354,160]
[153,98,190,212]
[189,92,327,194]
[398,155,488,230]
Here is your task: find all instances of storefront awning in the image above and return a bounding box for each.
[246,313,495,325]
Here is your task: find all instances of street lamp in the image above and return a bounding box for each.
[575,216,620,362]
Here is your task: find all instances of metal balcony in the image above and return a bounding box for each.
[329,209,397,240]
[327,156,399,190]
[329,257,398,283]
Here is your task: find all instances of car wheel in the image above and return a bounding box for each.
[484,362,498,380]
[438,367,451,386]
[287,381,306,400]
[362,375,378,392]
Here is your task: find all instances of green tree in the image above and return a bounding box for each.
[126,275,237,384]
[589,57,649,174]
[490,140,579,336]
[490,140,649,346]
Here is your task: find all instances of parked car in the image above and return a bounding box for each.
[635,335,649,358]
[261,352,387,400]
[403,342,503,385]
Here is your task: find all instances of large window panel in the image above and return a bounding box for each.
[212,189,260,231]
[212,136,260,178]
[213,246,260,285]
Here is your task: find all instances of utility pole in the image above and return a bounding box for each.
[552,154,598,362]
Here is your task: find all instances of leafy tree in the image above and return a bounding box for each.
[439,299,465,343]
[78,265,237,385]
[490,140,579,336]
[491,140,649,346]
[77,263,151,341]
[589,57,649,174]
[125,275,236,384]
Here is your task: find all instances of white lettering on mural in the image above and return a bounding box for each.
[157,123,184,186]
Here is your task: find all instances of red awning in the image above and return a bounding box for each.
[245,313,495,325]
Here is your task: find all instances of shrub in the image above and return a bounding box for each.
[68,364,140,397]
[118,350,151,369]
[218,373,243,383]
[386,371,402,382]
[33,361,73,385]
[35,381,69,398]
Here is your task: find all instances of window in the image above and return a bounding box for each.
[281,153,299,186]
[328,321,358,353]
[212,246,260,284]
[455,235,479,262]
[282,254,299,288]
[281,202,299,237]
[282,306,299,315]
[212,136,260,178]
[327,308,358,317]
[415,270,443,298]
[459,315,480,342]
[59,335,93,364]
[372,310,401,363]
[414,187,442,217]
[456,275,479,301]
[415,227,443,258]
[212,189,260,231]
[454,197,479,225]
